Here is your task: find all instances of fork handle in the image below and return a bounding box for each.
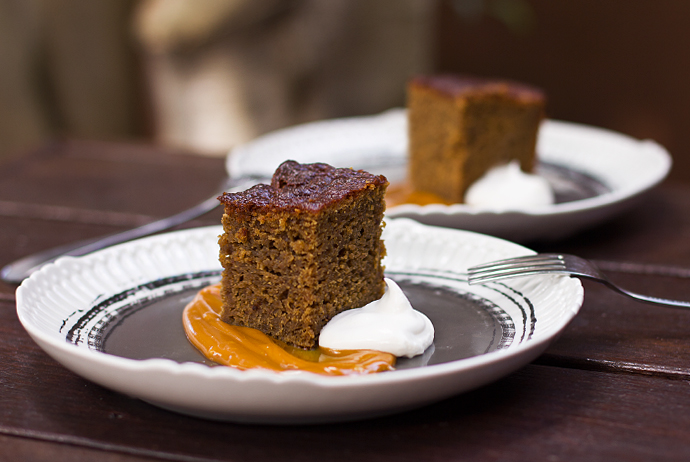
[591,277,690,309]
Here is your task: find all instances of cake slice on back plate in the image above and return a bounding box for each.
[407,75,546,203]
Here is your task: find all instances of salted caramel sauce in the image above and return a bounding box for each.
[385,180,452,207]
[182,284,396,375]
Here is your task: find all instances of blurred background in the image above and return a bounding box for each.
[1,0,688,183]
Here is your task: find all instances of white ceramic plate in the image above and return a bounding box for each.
[227,109,671,242]
[16,219,583,424]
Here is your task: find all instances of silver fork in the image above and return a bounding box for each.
[467,253,690,309]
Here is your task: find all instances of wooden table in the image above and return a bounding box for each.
[1,141,689,461]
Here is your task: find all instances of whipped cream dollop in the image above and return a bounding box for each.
[318,278,434,358]
[464,160,554,209]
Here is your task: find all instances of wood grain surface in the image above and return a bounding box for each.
[1,141,689,461]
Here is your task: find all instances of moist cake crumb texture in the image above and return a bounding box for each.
[217,160,388,349]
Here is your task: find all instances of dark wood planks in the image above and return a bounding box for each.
[0,434,160,462]
[2,142,690,461]
[0,140,227,217]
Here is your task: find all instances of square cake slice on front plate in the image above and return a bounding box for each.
[218,160,388,349]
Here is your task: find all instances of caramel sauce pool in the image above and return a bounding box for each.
[182,284,396,375]
[385,181,452,207]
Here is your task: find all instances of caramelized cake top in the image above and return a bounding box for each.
[218,160,388,213]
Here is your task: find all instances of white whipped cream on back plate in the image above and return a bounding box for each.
[319,278,434,358]
[465,160,554,209]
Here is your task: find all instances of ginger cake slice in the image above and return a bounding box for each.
[408,74,546,203]
[217,160,389,349]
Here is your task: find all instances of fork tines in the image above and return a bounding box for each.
[467,253,567,285]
